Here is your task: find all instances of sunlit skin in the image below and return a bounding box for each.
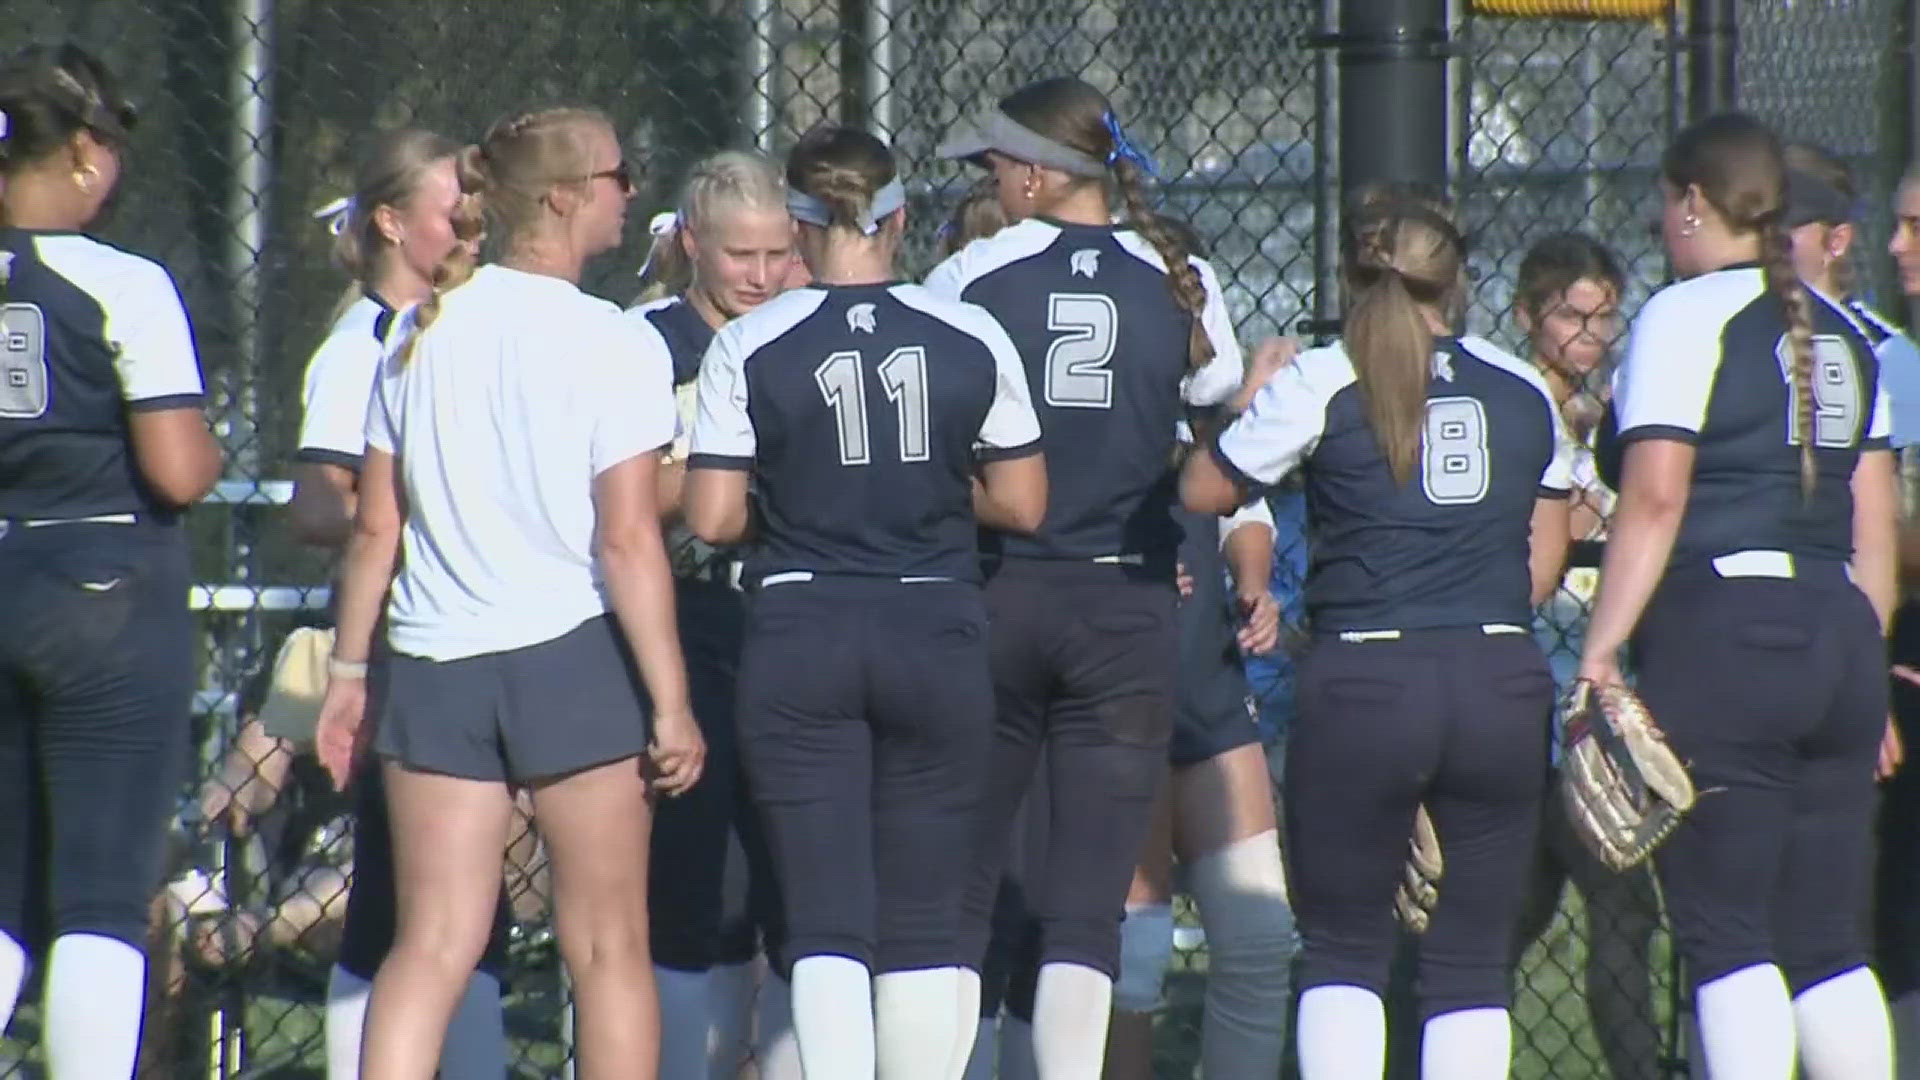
[1519,277,1622,392]
[1889,179,1920,298]
[683,206,794,326]
[577,123,632,256]
[375,157,462,290]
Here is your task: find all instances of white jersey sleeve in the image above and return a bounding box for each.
[297,309,385,468]
[1612,283,1725,440]
[109,257,205,408]
[589,313,677,476]
[1211,346,1347,489]
[1181,257,1246,407]
[688,320,756,467]
[974,312,1044,458]
[1220,494,1274,551]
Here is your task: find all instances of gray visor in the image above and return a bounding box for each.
[936,111,1107,179]
[787,178,908,236]
[1784,167,1853,229]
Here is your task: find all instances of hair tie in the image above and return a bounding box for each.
[1102,110,1160,181]
[636,211,681,280]
[311,196,355,237]
[0,110,11,141]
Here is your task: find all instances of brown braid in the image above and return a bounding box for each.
[1761,220,1819,497]
[1113,157,1212,369]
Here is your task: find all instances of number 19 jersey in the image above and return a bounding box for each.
[687,282,1042,586]
[1211,336,1574,633]
[925,218,1244,566]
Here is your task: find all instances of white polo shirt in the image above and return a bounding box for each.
[365,264,677,660]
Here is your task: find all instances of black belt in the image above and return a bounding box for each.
[1568,539,1606,570]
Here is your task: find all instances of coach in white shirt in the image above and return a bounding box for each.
[314,106,701,1079]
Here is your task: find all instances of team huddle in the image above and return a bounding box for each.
[2,35,1919,1080]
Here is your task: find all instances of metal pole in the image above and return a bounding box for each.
[864,0,898,144]
[1331,0,1451,196]
[1308,0,1341,340]
[745,0,778,151]
[1686,0,1737,118]
[227,0,268,485]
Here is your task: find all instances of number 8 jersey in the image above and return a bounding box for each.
[925,218,1244,565]
[1601,264,1890,566]
[1210,336,1574,633]
[688,282,1042,585]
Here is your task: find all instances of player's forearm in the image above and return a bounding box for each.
[600,530,694,720]
[331,520,399,665]
[1222,521,1274,594]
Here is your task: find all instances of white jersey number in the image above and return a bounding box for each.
[1045,293,1117,409]
[1422,396,1491,505]
[0,302,49,420]
[1776,334,1865,449]
[815,347,930,467]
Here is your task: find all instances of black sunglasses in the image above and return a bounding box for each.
[587,161,635,195]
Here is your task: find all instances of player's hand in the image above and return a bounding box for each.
[1176,561,1195,602]
[198,778,243,835]
[314,675,370,792]
[1236,587,1280,656]
[1575,651,1624,690]
[1893,664,1920,690]
[1228,337,1300,413]
[648,709,706,797]
[1880,716,1906,782]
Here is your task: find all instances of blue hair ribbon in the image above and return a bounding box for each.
[1102,110,1159,181]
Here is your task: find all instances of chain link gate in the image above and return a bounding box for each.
[0,1,1910,1076]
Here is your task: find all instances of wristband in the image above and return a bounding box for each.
[328,657,369,680]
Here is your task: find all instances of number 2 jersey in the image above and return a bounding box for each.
[1210,336,1574,633]
[1600,264,1889,568]
[687,282,1042,585]
[0,230,205,522]
[924,217,1245,566]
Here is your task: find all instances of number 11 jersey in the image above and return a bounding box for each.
[925,218,1245,567]
[687,282,1042,586]
[1210,336,1574,634]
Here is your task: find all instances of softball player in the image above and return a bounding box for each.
[927,76,1245,1077]
[313,106,702,1079]
[1506,233,1662,1080]
[289,127,513,1080]
[626,150,797,1080]
[1884,160,1920,1079]
[0,43,222,1076]
[684,122,1045,1080]
[1184,184,1575,1080]
[1581,112,1897,1080]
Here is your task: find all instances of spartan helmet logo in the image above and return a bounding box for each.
[1069,248,1100,279]
[1431,351,1455,383]
[847,303,878,334]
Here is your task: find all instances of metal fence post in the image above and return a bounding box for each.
[1687,0,1737,117]
[1333,0,1451,195]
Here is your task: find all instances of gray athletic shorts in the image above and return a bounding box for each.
[376,613,651,783]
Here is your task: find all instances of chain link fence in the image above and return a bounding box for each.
[1,1,1913,1076]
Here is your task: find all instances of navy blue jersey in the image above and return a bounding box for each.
[1175,503,1256,728]
[630,294,716,386]
[1602,266,1890,568]
[0,229,206,521]
[687,283,1042,584]
[925,218,1244,565]
[1212,336,1574,632]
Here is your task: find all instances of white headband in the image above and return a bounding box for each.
[311,195,354,236]
[636,210,681,280]
[786,179,907,236]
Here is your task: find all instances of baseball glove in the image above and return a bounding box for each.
[1559,679,1695,872]
[1394,804,1442,934]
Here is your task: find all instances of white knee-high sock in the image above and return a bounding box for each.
[1891,990,1920,1080]
[962,1017,998,1080]
[755,971,804,1080]
[708,961,757,1079]
[951,969,983,1080]
[656,966,712,1080]
[44,933,146,1079]
[1420,1007,1512,1080]
[1697,964,1796,1080]
[439,970,507,1079]
[1030,962,1112,1080]
[1296,984,1385,1080]
[1793,966,1893,1080]
[998,1016,1038,1080]
[326,964,373,1080]
[1189,830,1294,1080]
[0,931,26,1032]
[791,955,875,1080]
[876,966,971,1080]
